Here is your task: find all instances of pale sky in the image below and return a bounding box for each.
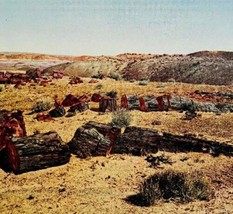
[0,0,233,56]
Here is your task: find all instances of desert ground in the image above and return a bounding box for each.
[0,76,233,213]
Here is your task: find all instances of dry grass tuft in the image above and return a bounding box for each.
[128,169,213,206]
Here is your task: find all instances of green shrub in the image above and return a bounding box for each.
[139,80,149,86]
[138,170,213,206]
[110,108,132,128]
[92,72,105,79]
[95,84,103,90]
[32,100,52,113]
[108,72,121,80]
[106,90,117,98]
[0,86,3,92]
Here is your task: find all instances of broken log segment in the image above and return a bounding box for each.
[121,95,139,110]
[68,127,111,158]
[2,131,71,174]
[68,102,89,113]
[99,97,117,112]
[115,126,233,156]
[113,126,160,155]
[139,95,158,112]
[68,121,121,158]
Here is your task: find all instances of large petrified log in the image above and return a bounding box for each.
[68,121,121,158]
[194,90,233,100]
[68,127,111,158]
[69,122,233,158]
[0,131,70,174]
[170,96,219,112]
[115,126,233,156]
[170,96,233,113]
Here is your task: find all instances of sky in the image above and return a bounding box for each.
[0,0,233,56]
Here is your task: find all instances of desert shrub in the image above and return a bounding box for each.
[145,153,173,168]
[181,101,196,111]
[139,80,149,86]
[92,72,105,79]
[110,108,132,128]
[95,84,103,90]
[32,100,52,113]
[137,170,213,206]
[0,86,3,92]
[106,90,117,98]
[108,72,121,80]
[156,83,165,88]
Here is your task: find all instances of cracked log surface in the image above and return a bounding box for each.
[69,122,233,158]
[10,131,70,174]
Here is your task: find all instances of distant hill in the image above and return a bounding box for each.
[1,51,233,85]
[0,52,89,61]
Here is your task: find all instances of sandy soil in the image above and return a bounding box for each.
[0,78,233,213]
[0,153,232,214]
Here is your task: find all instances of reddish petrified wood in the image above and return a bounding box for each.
[69,77,83,84]
[121,94,139,110]
[36,112,54,122]
[10,132,70,174]
[0,110,26,172]
[89,79,98,83]
[99,97,117,112]
[61,94,80,107]
[156,95,171,111]
[61,94,90,107]
[91,93,102,102]
[139,97,147,112]
[68,121,121,158]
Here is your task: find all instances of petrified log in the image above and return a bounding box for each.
[170,96,233,113]
[36,112,54,122]
[1,131,70,174]
[169,96,194,111]
[139,95,158,111]
[62,94,80,107]
[68,102,89,113]
[49,106,66,117]
[114,126,160,155]
[91,93,102,102]
[82,121,112,134]
[195,102,219,112]
[121,95,139,110]
[68,127,111,158]
[69,122,233,158]
[99,97,117,112]
[194,90,233,100]
[162,133,233,156]
[116,126,233,156]
[68,121,121,158]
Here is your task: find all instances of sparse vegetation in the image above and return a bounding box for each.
[92,72,105,79]
[135,170,213,206]
[32,100,52,113]
[145,153,173,168]
[106,90,117,98]
[110,108,132,128]
[139,80,149,86]
[108,72,121,80]
[95,84,103,90]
